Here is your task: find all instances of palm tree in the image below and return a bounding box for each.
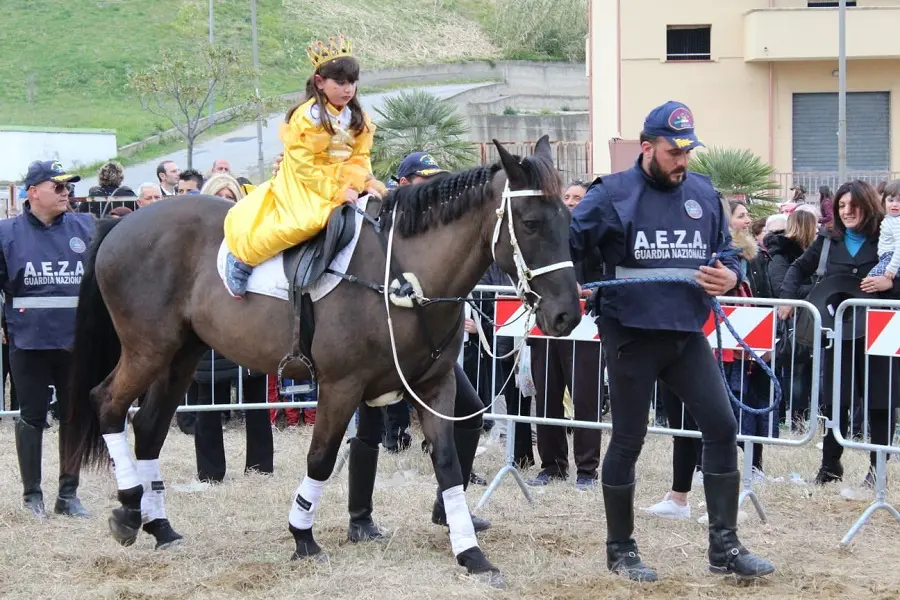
[689,147,781,203]
[371,90,477,181]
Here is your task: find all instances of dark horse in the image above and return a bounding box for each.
[62,137,579,587]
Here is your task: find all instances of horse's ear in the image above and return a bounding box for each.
[493,139,526,187]
[533,135,552,161]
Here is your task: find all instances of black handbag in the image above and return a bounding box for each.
[793,237,830,348]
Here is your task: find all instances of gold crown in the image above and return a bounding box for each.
[306,35,353,69]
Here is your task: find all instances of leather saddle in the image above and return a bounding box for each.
[283,202,358,290]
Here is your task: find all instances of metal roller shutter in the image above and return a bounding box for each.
[792,91,890,172]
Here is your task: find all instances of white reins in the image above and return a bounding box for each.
[382,181,574,422]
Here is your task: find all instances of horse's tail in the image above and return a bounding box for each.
[61,217,123,473]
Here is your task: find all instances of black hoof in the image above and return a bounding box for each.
[143,519,184,550]
[456,547,504,588]
[108,507,142,547]
[289,525,327,563]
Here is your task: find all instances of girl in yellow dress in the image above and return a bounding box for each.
[223,36,384,298]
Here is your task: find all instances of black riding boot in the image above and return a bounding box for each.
[55,472,89,517]
[347,438,385,542]
[432,426,491,532]
[15,420,46,518]
[704,471,775,578]
[602,482,658,582]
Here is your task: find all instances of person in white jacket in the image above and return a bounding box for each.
[869,180,900,279]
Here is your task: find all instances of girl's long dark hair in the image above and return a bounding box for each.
[285,56,367,136]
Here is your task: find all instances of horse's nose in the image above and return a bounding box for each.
[554,311,573,335]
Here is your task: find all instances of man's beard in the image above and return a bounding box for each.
[648,154,686,191]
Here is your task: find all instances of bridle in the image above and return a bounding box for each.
[491,181,574,311]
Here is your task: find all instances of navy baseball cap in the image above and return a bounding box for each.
[24,160,81,189]
[396,152,447,181]
[642,101,704,151]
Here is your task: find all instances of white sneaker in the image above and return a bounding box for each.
[692,470,704,487]
[645,492,691,519]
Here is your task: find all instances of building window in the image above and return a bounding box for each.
[666,26,711,62]
[807,1,857,6]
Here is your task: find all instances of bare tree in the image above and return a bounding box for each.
[129,45,274,169]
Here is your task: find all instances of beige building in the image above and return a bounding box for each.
[588,0,900,185]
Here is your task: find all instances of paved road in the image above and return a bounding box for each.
[77,83,490,193]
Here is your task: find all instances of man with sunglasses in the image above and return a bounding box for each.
[0,160,95,518]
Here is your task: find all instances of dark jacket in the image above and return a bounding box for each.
[570,157,740,332]
[780,232,900,300]
[87,184,135,198]
[194,348,265,384]
[781,231,900,410]
[477,263,515,358]
[766,233,809,297]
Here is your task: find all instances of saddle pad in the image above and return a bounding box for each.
[216,197,367,303]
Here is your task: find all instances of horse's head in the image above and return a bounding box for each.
[490,136,581,338]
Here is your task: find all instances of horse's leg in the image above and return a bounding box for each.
[96,348,169,547]
[288,379,362,561]
[416,370,504,588]
[132,343,205,549]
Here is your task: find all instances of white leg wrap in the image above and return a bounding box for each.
[102,431,140,490]
[442,485,479,555]
[137,459,166,523]
[288,476,326,530]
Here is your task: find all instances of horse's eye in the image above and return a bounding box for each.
[521,219,540,232]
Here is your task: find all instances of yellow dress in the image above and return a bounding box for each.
[224,98,377,266]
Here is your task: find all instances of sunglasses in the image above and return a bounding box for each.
[31,182,69,194]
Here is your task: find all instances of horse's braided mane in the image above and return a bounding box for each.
[384,153,561,237]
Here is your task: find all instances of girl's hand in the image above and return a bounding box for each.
[861,275,892,293]
[885,270,896,281]
[272,152,284,177]
[346,188,359,203]
[365,186,383,200]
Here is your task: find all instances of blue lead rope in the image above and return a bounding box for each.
[582,249,782,416]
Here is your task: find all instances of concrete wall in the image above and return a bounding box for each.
[364,60,588,97]
[467,113,590,143]
[0,127,118,182]
[467,95,589,116]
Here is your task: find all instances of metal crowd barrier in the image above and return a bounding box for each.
[0,349,319,419]
[831,298,900,546]
[469,284,824,523]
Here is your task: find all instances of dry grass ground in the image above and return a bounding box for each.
[0,417,898,600]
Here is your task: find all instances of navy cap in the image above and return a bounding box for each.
[396,152,447,181]
[642,101,704,151]
[24,160,81,189]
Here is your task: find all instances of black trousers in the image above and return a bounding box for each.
[530,338,603,478]
[357,363,485,447]
[2,339,17,412]
[192,377,273,482]
[657,383,702,493]
[9,347,70,429]
[382,400,412,450]
[599,318,738,486]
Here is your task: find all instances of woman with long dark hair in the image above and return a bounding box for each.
[780,180,900,486]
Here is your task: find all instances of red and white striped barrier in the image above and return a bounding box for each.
[494,296,599,341]
[702,306,776,352]
[865,309,900,356]
[494,298,776,350]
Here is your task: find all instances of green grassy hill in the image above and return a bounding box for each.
[0,0,503,147]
